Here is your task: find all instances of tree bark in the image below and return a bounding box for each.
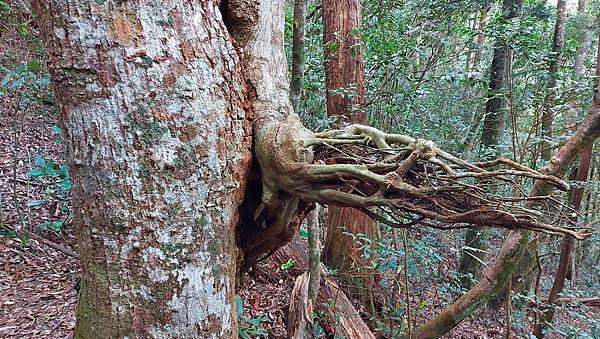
[533,145,592,338]
[288,272,315,339]
[34,0,254,337]
[459,0,522,288]
[541,0,568,161]
[290,0,308,114]
[461,5,489,155]
[322,0,378,315]
[567,0,594,130]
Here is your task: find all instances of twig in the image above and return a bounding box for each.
[2,224,79,258]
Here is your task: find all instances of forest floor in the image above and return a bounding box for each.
[1,13,598,339]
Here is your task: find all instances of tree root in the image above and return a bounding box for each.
[243,121,589,267]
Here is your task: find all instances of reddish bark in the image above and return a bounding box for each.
[323,0,365,125]
[533,144,592,338]
[322,0,378,313]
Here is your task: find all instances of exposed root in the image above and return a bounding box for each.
[243,122,590,267]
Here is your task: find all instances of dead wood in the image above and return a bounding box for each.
[274,240,375,339]
[288,272,314,339]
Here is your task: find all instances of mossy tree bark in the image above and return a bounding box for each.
[34,0,253,337]
[459,0,522,289]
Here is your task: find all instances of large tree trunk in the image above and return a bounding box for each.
[459,0,522,288]
[322,0,378,315]
[34,0,311,337]
[34,0,253,337]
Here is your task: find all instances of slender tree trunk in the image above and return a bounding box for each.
[567,0,594,130]
[415,33,600,339]
[533,145,592,338]
[461,5,489,155]
[533,31,600,339]
[289,0,320,310]
[33,0,254,336]
[307,204,321,308]
[459,0,522,288]
[541,0,568,161]
[290,0,308,114]
[322,0,378,315]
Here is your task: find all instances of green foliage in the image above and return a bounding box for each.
[28,155,71,192]
[298,227,309,238]
[39,219,65,233]
[280,259,296,270]
[235,294,269,339]
[239,317,269,339]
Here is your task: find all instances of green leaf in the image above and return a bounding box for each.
[26,59,41,72]
[280,259,296,270]
[10,76,26,89]
[58,179,71,191]
[40,220,64,232]
[28,199,47,207]
[14,64,26,73]
[28,168,45,177]
[33,154,46,167]
[1,73,11,86]
[51,125,64,135]
[246,316,269,324]
[234,295,244,321]
[299,227,308,238]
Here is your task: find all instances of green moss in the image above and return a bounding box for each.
[161,242,184,254]
[73,279,89,339]
[173,157,183,168]
[139,162,150,178]
[156,16,174,27]
[89,265,108,285]
[126,104,168,144]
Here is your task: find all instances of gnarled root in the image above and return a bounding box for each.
[241,121,589,268]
